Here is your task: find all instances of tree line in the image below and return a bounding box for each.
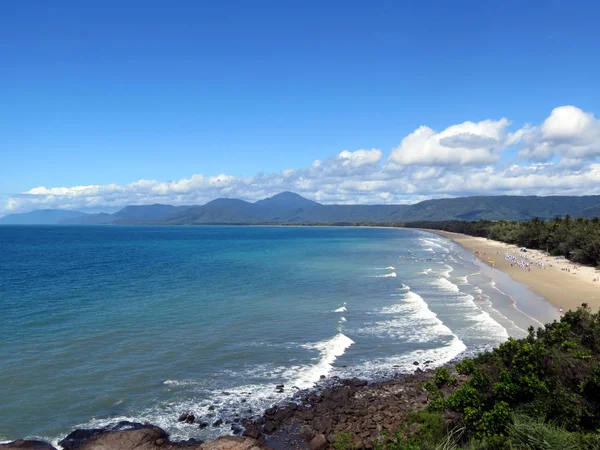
[399,217,600,268]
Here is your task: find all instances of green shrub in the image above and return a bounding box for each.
[333,432,356,450]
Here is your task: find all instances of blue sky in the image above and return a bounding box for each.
[1,0,600,214]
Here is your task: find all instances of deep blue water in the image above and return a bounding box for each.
[0,226,552,443]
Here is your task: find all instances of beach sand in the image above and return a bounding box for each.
[424,230,600,312]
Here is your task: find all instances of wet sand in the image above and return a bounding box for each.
[424,230,600,312]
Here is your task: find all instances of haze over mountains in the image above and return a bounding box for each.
[2,192,600,225]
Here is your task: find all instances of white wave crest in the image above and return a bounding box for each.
[295,333,354,388]
[432,277,460,293]
[374,272,397,278]
[334,306,347,313]
[418,268,432,275]
[340,317,347,322]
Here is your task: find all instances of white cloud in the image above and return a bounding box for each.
[3,105,600,216]
[518,106,600,161]
[336,148,382,168]
[388,118,513,166]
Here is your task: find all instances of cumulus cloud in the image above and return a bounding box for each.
[2,105,600,216]
[518,106,600,161]
[388,118,514,166]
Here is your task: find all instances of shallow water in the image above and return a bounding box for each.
[0,226,556,443]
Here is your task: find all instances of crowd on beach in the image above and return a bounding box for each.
[501,249,600,283]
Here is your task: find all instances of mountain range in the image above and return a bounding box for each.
[2,192,600,225]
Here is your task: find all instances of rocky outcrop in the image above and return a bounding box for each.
[245,367,465,449]
[200,437,262,450]
[54,421,261,450]
[0,441,57,450]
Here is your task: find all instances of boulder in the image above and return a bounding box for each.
[299,425,316,442]
[200,437,262,450]
[242,425,260,439]
[350,377,367,387]
[59,424,168,450]
[308,434,328,450]
[0,441,57,450]
[212,419,223,427]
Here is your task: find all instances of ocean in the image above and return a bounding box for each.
[0,225,557,444]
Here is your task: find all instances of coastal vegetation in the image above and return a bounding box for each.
[407,216,600,268]
[343,304,600,450]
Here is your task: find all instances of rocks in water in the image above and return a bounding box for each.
[198,422,209,429]
[0,440,57,450]
[413,361,419,365]
[177,412,195,424]
[212,419,223,427]
[275,384,284,389]
[208,405,215,411]
[308,433,328,450]
[319,375,326,379]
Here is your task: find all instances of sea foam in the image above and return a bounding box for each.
[374,272,397,278]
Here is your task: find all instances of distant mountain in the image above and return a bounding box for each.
[4,193,600,226]
[0,209,89,225]
[60,213,116,225]
[255,191,319,211]
[395,195,600,222]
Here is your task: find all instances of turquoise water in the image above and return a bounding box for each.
[0,226,555,443]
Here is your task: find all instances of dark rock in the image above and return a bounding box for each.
[0,440,57,450]
[350,377,367,387]
[241,399,246,403]
[300,425,316,442]
[212,419,223,427]
[275,384,284,389]
[198,422,208,429]
[274,408,290,422]
[312,416,332,433]
[231,424,243,435]
[263,420,277,434]
[58,424,167,450]
[265,407,277,416]
[425,360,433,364]
[242,425,261,439]
[319,375,326,379]
[413,361,419,365]
[184,414,195,424]
[308,433,328,450]
[155,438,165,446]
[208,405,215,411]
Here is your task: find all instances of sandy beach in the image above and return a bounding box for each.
[424,230,600,312]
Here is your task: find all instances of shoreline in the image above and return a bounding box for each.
[0,366,461,450]
[4,225,597,449]
[421,229,600,312]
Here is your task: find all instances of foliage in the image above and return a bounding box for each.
[507,414,581,450]
[406,216,600,267]
[333,432,357,450]
[340,305,600,449]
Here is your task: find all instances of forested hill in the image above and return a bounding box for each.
[2,192,600,225]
